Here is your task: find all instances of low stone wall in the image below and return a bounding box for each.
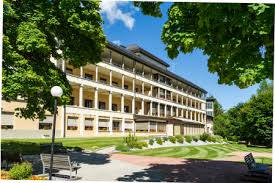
[1,129,61,139]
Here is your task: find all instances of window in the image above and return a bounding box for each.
[113,121,120,131]
[160,88,165,99]
[99,102,106,110]
[153,74,158,81]
[135,88,139,92]
[98,119,109,131]
[1,112,14,129]
[150,122,156,132]
[85,73,93,80]
[124,106,130,113]
[100,77,107,84]
[84,99,92,108]
[159,75,165,83]
[66,68,73,74]
[207,111,213,117]
[207,102,213,109]
[136,122,148,132]
[39,116,53,130]
[67,117,78,130]
[157,123,166,132]
[84,118,93,130]
[112,81,118,86]
[124,85,128,90]
[70,97,74,105]
[112,104,118,111]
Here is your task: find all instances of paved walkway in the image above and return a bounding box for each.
[24,147,272,182]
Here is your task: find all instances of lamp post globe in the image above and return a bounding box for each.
[51,86,63,97]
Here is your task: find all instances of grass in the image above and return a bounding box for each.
[1,136,147,155]
[121,144,272,164]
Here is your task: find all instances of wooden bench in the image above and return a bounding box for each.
[244,153,269,173]
[40,154,81,179]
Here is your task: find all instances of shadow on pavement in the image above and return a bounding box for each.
[117,159,272,183]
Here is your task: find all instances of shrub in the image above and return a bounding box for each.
[193,136,199,142]
[214,135,224,143]
[156,138,163,145]
[124,133,137,148]
[200,132,211,142]
[9,162,32,180]
[168,136,176,143]
[175,135,184,143]
[133,142,148,149]
[162,137,168,142]
[184,135,192,143]
[115,144,130,152]
[149,139,154,145]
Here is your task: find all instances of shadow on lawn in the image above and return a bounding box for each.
[116,159,271,183]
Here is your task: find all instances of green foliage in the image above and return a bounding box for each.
[149,139,154,146]
[200,133,211,142]
[137,3,274,88]
[115,144,130,152]
[133,2,163,17]
[3,0,106,119]
[9,162,32,180]
[162,137,168,142]
[168,136,177,144]
[214,100,224,117]
[156,138,163,145]
[213,81,273,146]
[134,142,148,149]
[213,135,224,143]
[123,133,138,148]
[184,135,192,143]
[193,136,199,142]
[175,135,184,143]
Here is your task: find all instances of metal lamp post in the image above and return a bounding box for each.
[49,86,63,180]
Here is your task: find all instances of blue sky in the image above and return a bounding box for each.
[100,1,259,110]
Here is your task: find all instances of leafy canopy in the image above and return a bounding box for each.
[3,0,106,119]
[135,2,274,88]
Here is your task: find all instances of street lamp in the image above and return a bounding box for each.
[49,86,63,180]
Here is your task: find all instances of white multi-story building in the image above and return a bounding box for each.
[206,96,215,134]
[1,42,208,138]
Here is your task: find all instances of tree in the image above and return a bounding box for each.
[3,0,106,119]
[213,100,223,117]
[135,3,274,88]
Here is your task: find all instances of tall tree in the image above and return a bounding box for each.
[135,3,274,88]
[3,0,106,119]
[213,100,223,117]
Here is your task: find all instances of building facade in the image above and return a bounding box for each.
[1,42,208,139]
[206,96,215,134]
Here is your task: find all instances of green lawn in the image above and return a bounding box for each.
[122,144,272,164]
[1,137,147,155]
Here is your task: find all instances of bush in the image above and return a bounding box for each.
[214,135,224,143]
[168,136,176,143]
[193,136,199,142]
[9,162,32,180]
[162,137,168,142]
[200,132,211,142]
[175,135,184,143]
[133,142,148,149]
[124,133,137,148]
[149,139,154,145]
[184,135,192,143]
[156,138,163,145]
[115,144,130,152]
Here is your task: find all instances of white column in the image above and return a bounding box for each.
[186,110,189,119]
[150,85,153,97]
[110,70,112,86]
[186,97,188,106]
[109,91,112,111]
[94,88,98,109]
[132,78,135,92]
[158,103,160,117]
[142,82,144,94]
[194,112,197,121]
[109,116,113,135]
[176,107,179,117]
[62,60,65,72]
[141,99,144,115]
[158,87,160,98]
[121,94,124,112]
[122,75,124,89]
[132,97,135,114]
[80,113,84,136]
[182,96,184,105]
[122,118,125,134]
[80,66,83,78]
[94,115,99,135]
[79,84,83,107]
[150,101,153,116]
[190,111,193,120]
[176,94,179,103]
[95,65,98,82]
[164,105,167,117]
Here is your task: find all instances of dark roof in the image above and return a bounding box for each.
[127,45,170,67]
[206,96,215,101]
[106,41,207,94]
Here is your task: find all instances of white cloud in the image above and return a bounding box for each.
[100,1,135,30]
[112,40,122,45]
